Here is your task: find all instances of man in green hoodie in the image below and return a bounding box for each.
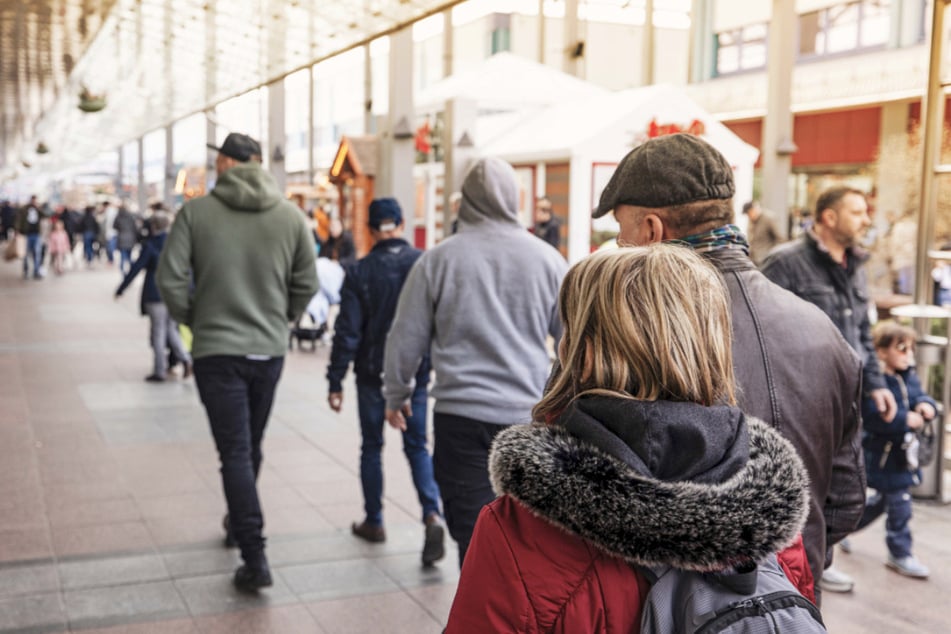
[157,132,318,592]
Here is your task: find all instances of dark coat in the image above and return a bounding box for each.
[445,397,811,633]
[762,231,885,393]
[706,247,865,586]
[863,368,937,492]
[533,216,562,249]
[113,209,139,251]
[322,231,356,267]
[116,232,167,315]
[327,237,428,391]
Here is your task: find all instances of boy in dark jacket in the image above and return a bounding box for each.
[116,213,192,382]
[855,321,936,579]
[326,198,445,567]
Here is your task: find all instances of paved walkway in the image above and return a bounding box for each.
[1,256,949,633]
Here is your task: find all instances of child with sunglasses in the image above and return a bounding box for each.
[852,321,936,578]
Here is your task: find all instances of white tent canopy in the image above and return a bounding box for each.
[415,52,608,112]
[480,83,760,262]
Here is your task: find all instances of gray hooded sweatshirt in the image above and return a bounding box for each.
[383,157,568,424]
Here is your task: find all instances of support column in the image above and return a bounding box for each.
[443,98,477,239]
[206,112,216,191]
[137,138,147,217]
[689,0,714,83]
[537,0,545,63]
[268,78,287,194]
[164,125,175,209]
[563,0,581,77]
[116,148,124,199]
[364,45,374,133]
[384,27,415,230]
[642,0,655,85]
[876,103,910,223]
[308,67,316,187]
[443,9,454,78]
[761,0,797,239]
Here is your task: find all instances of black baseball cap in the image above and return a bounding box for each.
[593,134,735,218]
[207,132,262,162]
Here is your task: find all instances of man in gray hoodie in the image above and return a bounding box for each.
[384,157,568,566]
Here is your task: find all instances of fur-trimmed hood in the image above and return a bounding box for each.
[489,397,809,572]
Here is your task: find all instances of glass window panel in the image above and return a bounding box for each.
[745,23,768,41]
[825,4,859,53]
[741,41,767,69]
[859,0,891,47]
[717,44,740,74]
[799,11,820,55]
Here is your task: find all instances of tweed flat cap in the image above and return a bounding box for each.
[593,134,735,218]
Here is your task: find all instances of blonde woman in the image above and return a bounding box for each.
[445,244,811,632]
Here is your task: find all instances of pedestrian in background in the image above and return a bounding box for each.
[116,212,192,383]
[595,133,864,601]
[327,197,445,567]
[445,245,810,632]
[763,185,897,594]
[384,157,568,567]
[157,132,318,593]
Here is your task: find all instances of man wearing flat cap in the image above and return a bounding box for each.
[157,132,318,593]
[596,133,865,603]
[326,197,446,568]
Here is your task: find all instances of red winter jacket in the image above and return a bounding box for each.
[446,497,814,633]
[447,495,650,633]
[446,398,814,632]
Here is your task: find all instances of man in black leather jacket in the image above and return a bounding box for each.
[593,134,866,603]
[326,198,445,568]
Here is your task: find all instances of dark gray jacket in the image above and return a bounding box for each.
[705,247,865,586]
[761,231,885,394]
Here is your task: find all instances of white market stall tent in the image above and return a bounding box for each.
[480,83,760,264]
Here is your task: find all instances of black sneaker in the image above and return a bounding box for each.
[222,514,237,548]
[232,564,272,593]
[144,374,165,383]
[422,513,446,567]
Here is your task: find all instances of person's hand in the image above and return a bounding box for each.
[328,392,343,412]
[906,410,925,430]
[915,402,937,421]
[870,388,897,423]
[385,401,413,431]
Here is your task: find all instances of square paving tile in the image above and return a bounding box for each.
[192,604,323,634]
[0,592,66,632]
[173,571,296,616]
[0,526,53,563]
[0,563,59,599]
[78,616,200,634]
[278,559,399,602]
[51,520,155,558]
[306,590,444,634]
[58,553,169,590]
[64,580,188,629]
[162,548,238,579]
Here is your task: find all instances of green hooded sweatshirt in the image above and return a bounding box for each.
[157,162,318,359]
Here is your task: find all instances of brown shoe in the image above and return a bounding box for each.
[422,513,446,567]
[351,520,386,543]
[182,362,193,379]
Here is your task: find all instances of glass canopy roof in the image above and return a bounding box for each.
[0,0,463,179]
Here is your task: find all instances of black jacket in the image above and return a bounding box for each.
[705,247,865,586]
[327,237,429,391]
[116,232,167,315]
[762,231,885,394]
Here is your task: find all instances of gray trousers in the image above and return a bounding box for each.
[144,302,191,377]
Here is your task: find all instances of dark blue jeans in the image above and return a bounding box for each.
[23,234,41,277]
[856,488,914,558]
[194,355,284,567]
[433,413,507,568]
[357,381,440,526]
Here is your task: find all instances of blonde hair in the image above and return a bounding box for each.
[533,243,736,422]
[872,320,916,351]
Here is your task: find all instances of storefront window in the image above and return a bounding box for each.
[799,0,890,59]
[714,22,767,76]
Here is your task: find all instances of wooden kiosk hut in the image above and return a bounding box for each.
[329,135,378,257]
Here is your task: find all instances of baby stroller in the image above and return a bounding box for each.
[288,256,344,351]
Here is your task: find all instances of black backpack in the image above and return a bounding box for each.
[639,554,826,634]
